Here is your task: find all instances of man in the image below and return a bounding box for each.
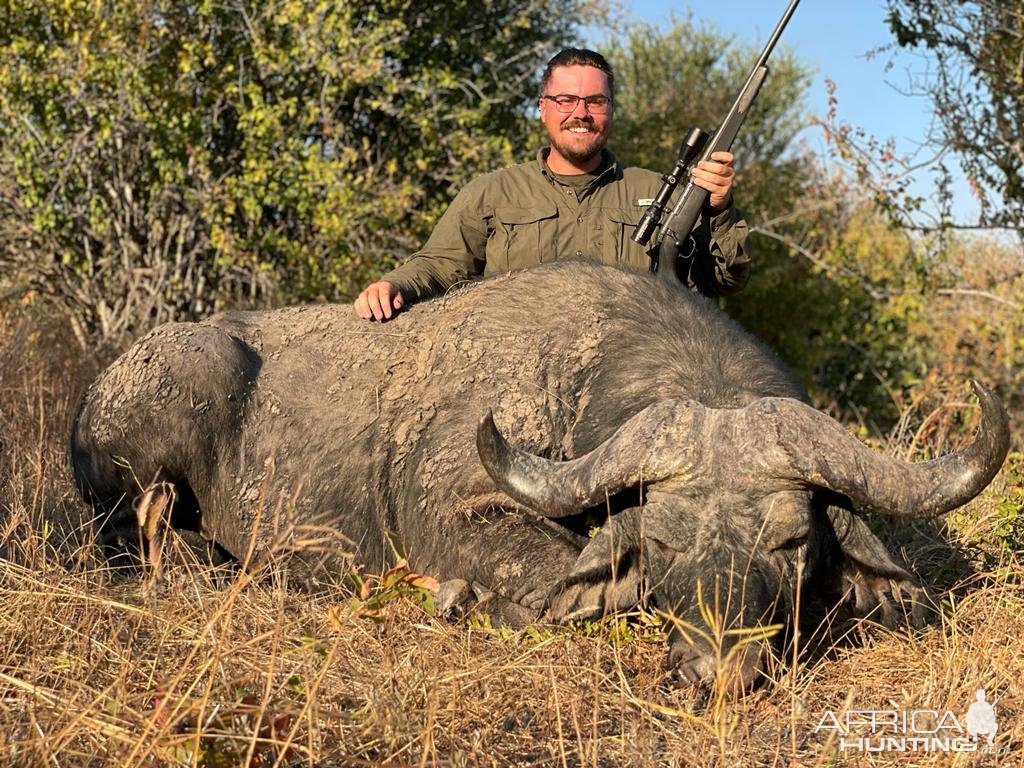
[355,48,750,321]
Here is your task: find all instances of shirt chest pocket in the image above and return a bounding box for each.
[602,207,653,270]
[485,204,559,275]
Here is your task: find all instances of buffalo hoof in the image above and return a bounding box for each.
[469,583,538,628]
[434,579,542,629]
[435,578,473,619]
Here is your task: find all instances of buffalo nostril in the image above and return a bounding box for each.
[682,656,717,686]
[667,649,718,686]
[668,644,767,690]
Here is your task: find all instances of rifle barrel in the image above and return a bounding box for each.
[757,0,802,69]
[709,0,800,154]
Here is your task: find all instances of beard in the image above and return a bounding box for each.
[547,118,610,165]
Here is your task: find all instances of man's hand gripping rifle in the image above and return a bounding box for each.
[632,0,801,283]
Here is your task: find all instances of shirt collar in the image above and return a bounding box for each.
[537,147,618,182]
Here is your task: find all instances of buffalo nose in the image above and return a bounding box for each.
[670,653,718,685]
[667,642,766,690]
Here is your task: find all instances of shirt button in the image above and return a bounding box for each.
[575,250,583,257]
[576,216,583,223]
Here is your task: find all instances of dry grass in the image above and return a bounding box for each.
[1,315,1022,767]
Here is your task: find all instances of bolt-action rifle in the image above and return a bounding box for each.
[632,0,801,283]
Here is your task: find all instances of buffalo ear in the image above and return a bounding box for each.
[822,500,934,629]
[544,507,644,624]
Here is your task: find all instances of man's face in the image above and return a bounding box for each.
[539,64,613,170]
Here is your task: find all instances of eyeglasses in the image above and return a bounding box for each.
[542,93,612,114]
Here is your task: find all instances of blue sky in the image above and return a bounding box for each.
[599,0,974,221]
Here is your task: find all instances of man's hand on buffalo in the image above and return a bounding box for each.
[354,280,404,321]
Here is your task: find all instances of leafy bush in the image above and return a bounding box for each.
[0,0,591,344]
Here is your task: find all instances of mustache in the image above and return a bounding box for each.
[562,118,595,130]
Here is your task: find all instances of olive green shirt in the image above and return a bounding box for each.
[382,148,751,301]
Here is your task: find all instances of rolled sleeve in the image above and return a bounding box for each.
[378,178,491,302]
[679,202,752,298]
[707,203,751,296]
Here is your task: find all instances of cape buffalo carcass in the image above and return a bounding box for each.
[70,261,1010,688]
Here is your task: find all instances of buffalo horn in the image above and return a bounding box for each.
[768,380,1009,517]
[476,398,702,518]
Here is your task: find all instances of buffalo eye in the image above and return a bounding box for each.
[771,533,808,552]
[644,536,679,559]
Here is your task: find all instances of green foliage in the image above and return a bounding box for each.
[468,609,664,645]
[0,0,593,342]
[947,452,1024,574]
[738,201,936,425]
[562,610,664,644]
[992,479,1024,564]
[736,193,1024,437]
[348,559,438,622]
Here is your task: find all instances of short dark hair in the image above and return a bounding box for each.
[540,48,614,97]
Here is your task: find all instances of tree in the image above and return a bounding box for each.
[826,1,1024,235]
[0,0,598,344]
